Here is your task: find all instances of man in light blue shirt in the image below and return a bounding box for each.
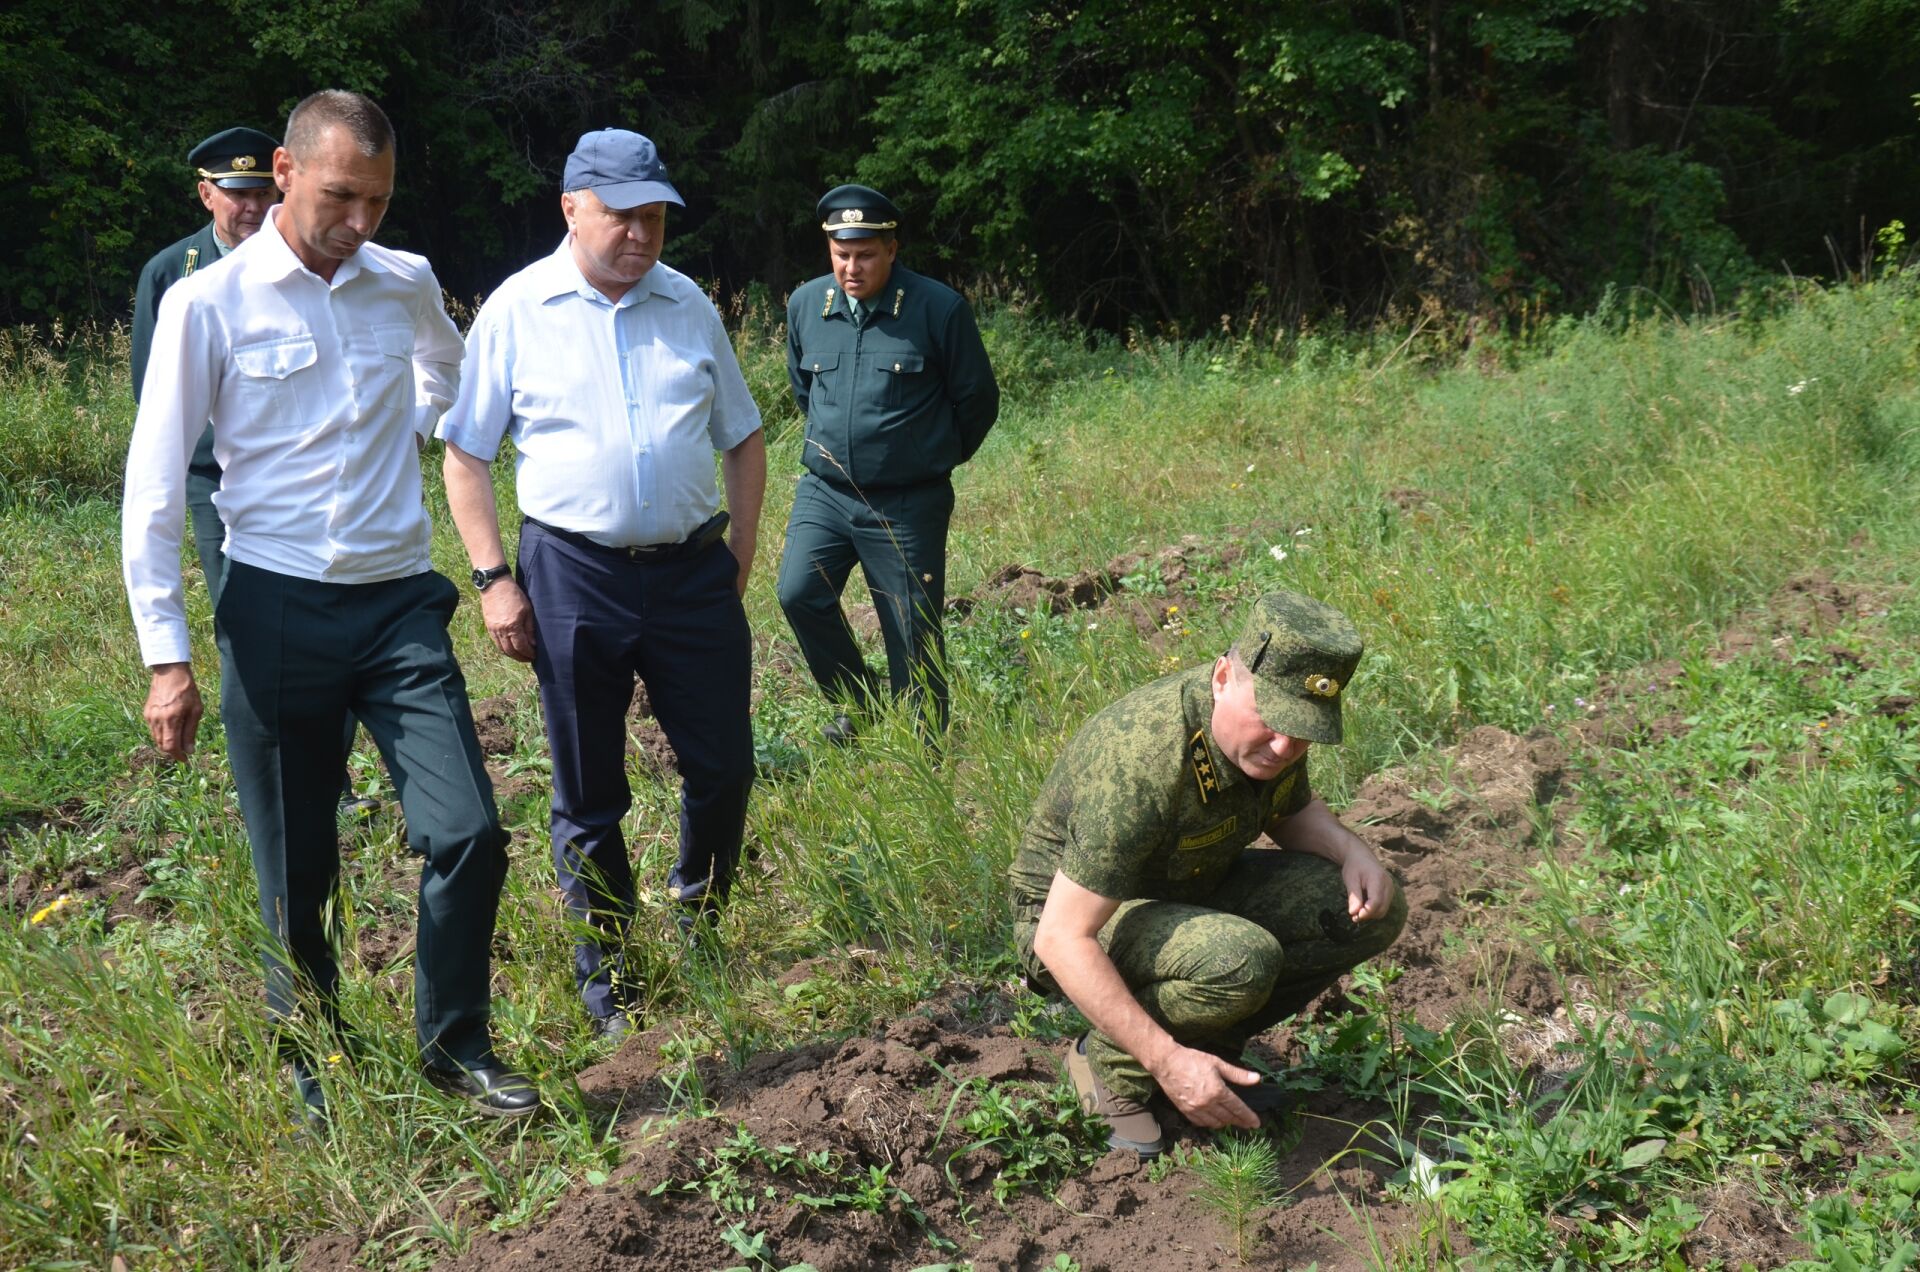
[441,129,766,1042]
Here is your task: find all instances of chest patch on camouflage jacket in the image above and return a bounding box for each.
[1177,816,1238,852]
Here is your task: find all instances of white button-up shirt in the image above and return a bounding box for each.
[122,206,464,666]
[437,241,761,548]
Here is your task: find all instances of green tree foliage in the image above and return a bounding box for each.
[1,0,1916,330]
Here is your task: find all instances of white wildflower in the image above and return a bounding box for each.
[1268,545,1288,563]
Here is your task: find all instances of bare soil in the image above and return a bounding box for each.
[383,711,1581,1271]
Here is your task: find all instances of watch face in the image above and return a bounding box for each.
[473,566,507,590]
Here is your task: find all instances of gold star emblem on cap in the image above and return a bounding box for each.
[1304,674,1341,698]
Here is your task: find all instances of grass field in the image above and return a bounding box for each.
[2,279,1918,1269]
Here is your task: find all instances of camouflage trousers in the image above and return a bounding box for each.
[1023,849,1407,1104]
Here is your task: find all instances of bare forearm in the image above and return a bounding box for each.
[1272,797,1365,863]
[721,431,766,590]
[1036,932,1178,1074]
[721,431,766,539]
[442,445,508,569]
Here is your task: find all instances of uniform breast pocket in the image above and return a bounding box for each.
[1169,815,1241,887]
[230,335,318,431]
[364,322,415,415]
[804,353,841,409]
[878,352,925,408]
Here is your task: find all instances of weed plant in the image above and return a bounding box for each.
[3,276,1920,1265]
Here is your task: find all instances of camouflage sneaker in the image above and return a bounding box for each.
[1066,1034,1163,1157]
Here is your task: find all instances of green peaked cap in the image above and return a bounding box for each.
[1235,590,1364,744]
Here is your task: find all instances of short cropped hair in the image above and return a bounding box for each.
[284,90,394,160]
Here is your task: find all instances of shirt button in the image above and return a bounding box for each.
[642,500,650,509]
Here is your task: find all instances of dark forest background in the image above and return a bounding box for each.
[4,0,1918,331]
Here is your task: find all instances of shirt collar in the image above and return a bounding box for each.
[538,235,674,307]
[251,205,386,285]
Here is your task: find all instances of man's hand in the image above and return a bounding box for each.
[727,529,757,598]
[481,577,537,662]
[1152,1045,1263,1130]
[1342,846,1395,923]
[144,663,203,761]
[1272,797,1398,923]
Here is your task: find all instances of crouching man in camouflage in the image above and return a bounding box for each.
[1010,591,1407,1156]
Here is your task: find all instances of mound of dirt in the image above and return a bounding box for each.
[377,717,1573,1272]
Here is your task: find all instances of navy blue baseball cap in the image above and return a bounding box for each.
[562,129,684,210]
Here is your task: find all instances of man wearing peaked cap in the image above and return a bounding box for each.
[776,182,999,745]
[1008,591,1405,1157]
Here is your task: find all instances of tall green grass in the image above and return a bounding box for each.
[2,278,1918,1267]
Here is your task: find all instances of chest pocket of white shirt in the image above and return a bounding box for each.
[231,335,318,431]
[365,322,415,415]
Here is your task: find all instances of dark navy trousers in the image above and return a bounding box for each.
[216,562,509,1069]
[519,519,755,1020]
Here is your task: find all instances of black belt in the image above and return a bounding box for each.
[525,511,729,563]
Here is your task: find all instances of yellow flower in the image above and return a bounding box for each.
[1019,629,1030,639]
[325,1053,343,1066]
[30,894,74,925]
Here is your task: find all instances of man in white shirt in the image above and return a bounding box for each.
[440,129,765,1042]
[122,90,535,1120]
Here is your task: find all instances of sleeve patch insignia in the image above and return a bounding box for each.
[1177,816,1238,852]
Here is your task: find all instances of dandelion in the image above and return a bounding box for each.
[30,894,74,925]
[1019,629,1030,640]
[1167,605,1179,613]
[326,1053,343,1066]
[1269,545,1288,563]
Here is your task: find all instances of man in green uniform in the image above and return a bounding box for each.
[777,184,999,742]
[130,126,279,602]
[1010,591,1407,1156]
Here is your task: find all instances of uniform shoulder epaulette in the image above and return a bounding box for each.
[822,286,836,317]
[183,246,200,277]
[1187,730,1220,804]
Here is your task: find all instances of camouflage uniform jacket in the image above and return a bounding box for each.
[1009,664,1313,961]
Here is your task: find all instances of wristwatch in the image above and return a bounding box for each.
[471,564,512,591]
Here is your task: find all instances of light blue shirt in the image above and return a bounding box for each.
[439,239,762,548]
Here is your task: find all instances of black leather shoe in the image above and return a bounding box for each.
[290,1059,328,1127]
[425,1061,540,1119]
[591,1011,634,1044]
[821,713,858,746]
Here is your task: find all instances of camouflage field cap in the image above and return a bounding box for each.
[1235,591,1364,744]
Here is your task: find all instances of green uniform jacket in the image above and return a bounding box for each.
[131,223,222,480]
[1008,666,1315,951]
[785,265,1000,490]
